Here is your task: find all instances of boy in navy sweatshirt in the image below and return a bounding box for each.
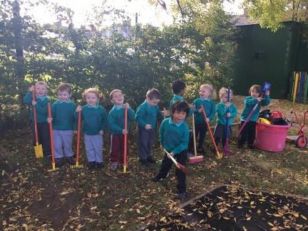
[136,88,163,166]
[153,101,190,201]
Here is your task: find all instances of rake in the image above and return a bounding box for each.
[201,106,223,159]
[164,149,188,174]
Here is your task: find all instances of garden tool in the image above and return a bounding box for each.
[223,87,231,155]
[164,149,188,174]
[32,89,43,158]
[188,113,204,164]
[201,105,223,159]
[123,105,128,173]
[72,110,83,168]
[47,103,58,171]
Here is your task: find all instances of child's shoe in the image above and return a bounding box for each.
[88,162,96,170]
[96,162,104,169]
[110,162,118,171]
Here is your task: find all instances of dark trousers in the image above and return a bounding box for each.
[195,123,207,149]
[156,150,187,194]
[238,121,256,147]
[138,126,154,161]
[32,122,51,157]
[110,134,127,164]
[214,124,232,148]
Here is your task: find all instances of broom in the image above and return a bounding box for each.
[188,113,204,164]
[201,106,223,159]
[223,87,231,156]
[72,110,83,168]
[123,105,128,173]
[32,89,43,158]
[164,149,188,174]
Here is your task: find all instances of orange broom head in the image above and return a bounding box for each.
[188,155,204,164]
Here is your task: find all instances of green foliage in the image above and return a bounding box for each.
[0,0,236,130]
[243,0,308,31]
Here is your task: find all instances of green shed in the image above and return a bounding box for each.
[232,19,308,100]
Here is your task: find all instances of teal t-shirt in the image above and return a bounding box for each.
[135,100,162,128]
[240,95,271,122]
[193,97,215,124]
[108,105,135,134]
[52,100,76,130]
[23,92,49,123]
[169,94,184,108]
[159,117,189,155]
[81,104,107,135]
[215,102,237,125]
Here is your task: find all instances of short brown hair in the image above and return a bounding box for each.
[249,84,261,95]
[146,88,161,100]
[57,83,72,94]
[82,88,102,100]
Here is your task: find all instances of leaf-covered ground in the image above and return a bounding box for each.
[1,98,307,230]
[145,185,308,230]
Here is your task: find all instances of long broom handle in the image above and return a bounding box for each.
[47,103,56,167]
[192,113,197,156]
[123,106,128,173]
[238,102,259,135]
[201,106,220,157]
[163,149,188,174]
[224,88,231,149]
[32,90,39,145]
[76,110,81,165]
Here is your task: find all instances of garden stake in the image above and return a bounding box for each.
[72,110,83,168]
[188,113,204,164]
[223,87,231,156]
[164,149,188,174]
[47,103,58,171]
[32,89,43,158]
[201,106,223,159]
[123,106,128,173]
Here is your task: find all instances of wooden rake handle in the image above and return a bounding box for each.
[164,149,188,174]
[201,106,222,159]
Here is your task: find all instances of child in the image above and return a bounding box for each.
[193,84,215,153]
[51,83,76,166]
[170,80,186,108]
[214,87,237,152]
[238,84,270,149]
[135,88,163,166]
[153,101,190,201]
[76,88,107,169]
[108,89,135,170]
[23,81,51,158]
